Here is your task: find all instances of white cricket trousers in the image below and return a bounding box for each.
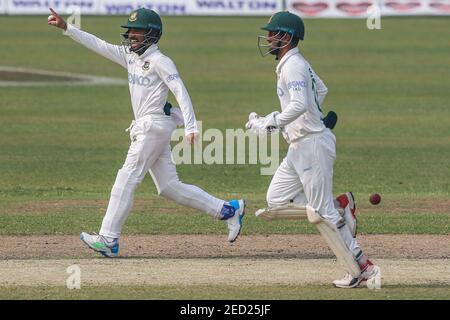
[266,129,361,256]
[99,115,225,239]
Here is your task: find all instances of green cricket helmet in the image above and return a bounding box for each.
[121,8,162,32]
[261,11,305,40]
[258,11,305,58]
[121,8,163,54]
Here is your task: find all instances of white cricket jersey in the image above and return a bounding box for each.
[65,24,198,135]
[275,47,328,143]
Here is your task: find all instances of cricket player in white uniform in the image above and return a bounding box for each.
[47,8,245,257]
[248,11,380,288]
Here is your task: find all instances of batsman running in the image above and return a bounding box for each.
[247,11,380,288]
[47,8,245,257]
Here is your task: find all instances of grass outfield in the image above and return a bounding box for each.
[0,16,449,301]
[0,200,449,234]
[0,16,449,235]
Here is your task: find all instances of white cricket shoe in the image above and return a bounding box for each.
[333,263,380,289]
[336,192,357,237]
[80,232,119,258]
[226,199,246,243]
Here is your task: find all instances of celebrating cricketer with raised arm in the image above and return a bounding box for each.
[248,11,380,288]
[47,8,245,257]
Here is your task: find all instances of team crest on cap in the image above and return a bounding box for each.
[129,11,138,22]
[143,61,150,71]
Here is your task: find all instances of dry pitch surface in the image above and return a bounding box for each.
[0,235,448,287]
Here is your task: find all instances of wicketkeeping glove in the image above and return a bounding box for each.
[246,112,280,135]
[261,111,280,133]
[245,112,264,134]
[245,112,276,135]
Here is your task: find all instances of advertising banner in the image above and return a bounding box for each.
[99,0,282,16]
[4,0,450,16]
[381,0,429,15]
[427,0,450,14]
[380,0,450,15]
[189,0,283,15]
[287,0,378,18]
[6,0,98,14]
[99,0,188,15]
[287,0,450,17]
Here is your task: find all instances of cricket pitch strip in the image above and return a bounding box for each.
[0,235,448,287]
[0,258,448,287]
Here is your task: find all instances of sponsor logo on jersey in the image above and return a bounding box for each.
[167,74,180,82]
[128,72,151,87]
[287,80,307,90]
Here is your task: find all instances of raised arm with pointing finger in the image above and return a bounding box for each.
[48,8,127,68]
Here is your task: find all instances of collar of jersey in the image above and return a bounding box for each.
[134,43,159,60]
[276,47,299,75]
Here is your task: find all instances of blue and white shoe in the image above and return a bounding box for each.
[80,232,119,258]
[226,199,246,243]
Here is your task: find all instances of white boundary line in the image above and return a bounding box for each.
[0,65,127,87]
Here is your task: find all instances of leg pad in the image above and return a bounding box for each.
[255,203,307,221]
[306,206,361,277]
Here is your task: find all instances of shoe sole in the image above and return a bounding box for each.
[229,200,246,243]
[333,266,380,289]
[333,277,363,289]
[80,233,118,258]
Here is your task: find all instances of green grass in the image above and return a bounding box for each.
[1,284,449,300]
[0,207,448,235]
[0,194,448,235]
[0,16,449,235]
[0,17,449,301]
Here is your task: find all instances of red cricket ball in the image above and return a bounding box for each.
[370,193,381,205]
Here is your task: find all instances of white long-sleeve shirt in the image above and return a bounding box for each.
[65,23,198,135]
[275,47,328,143]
